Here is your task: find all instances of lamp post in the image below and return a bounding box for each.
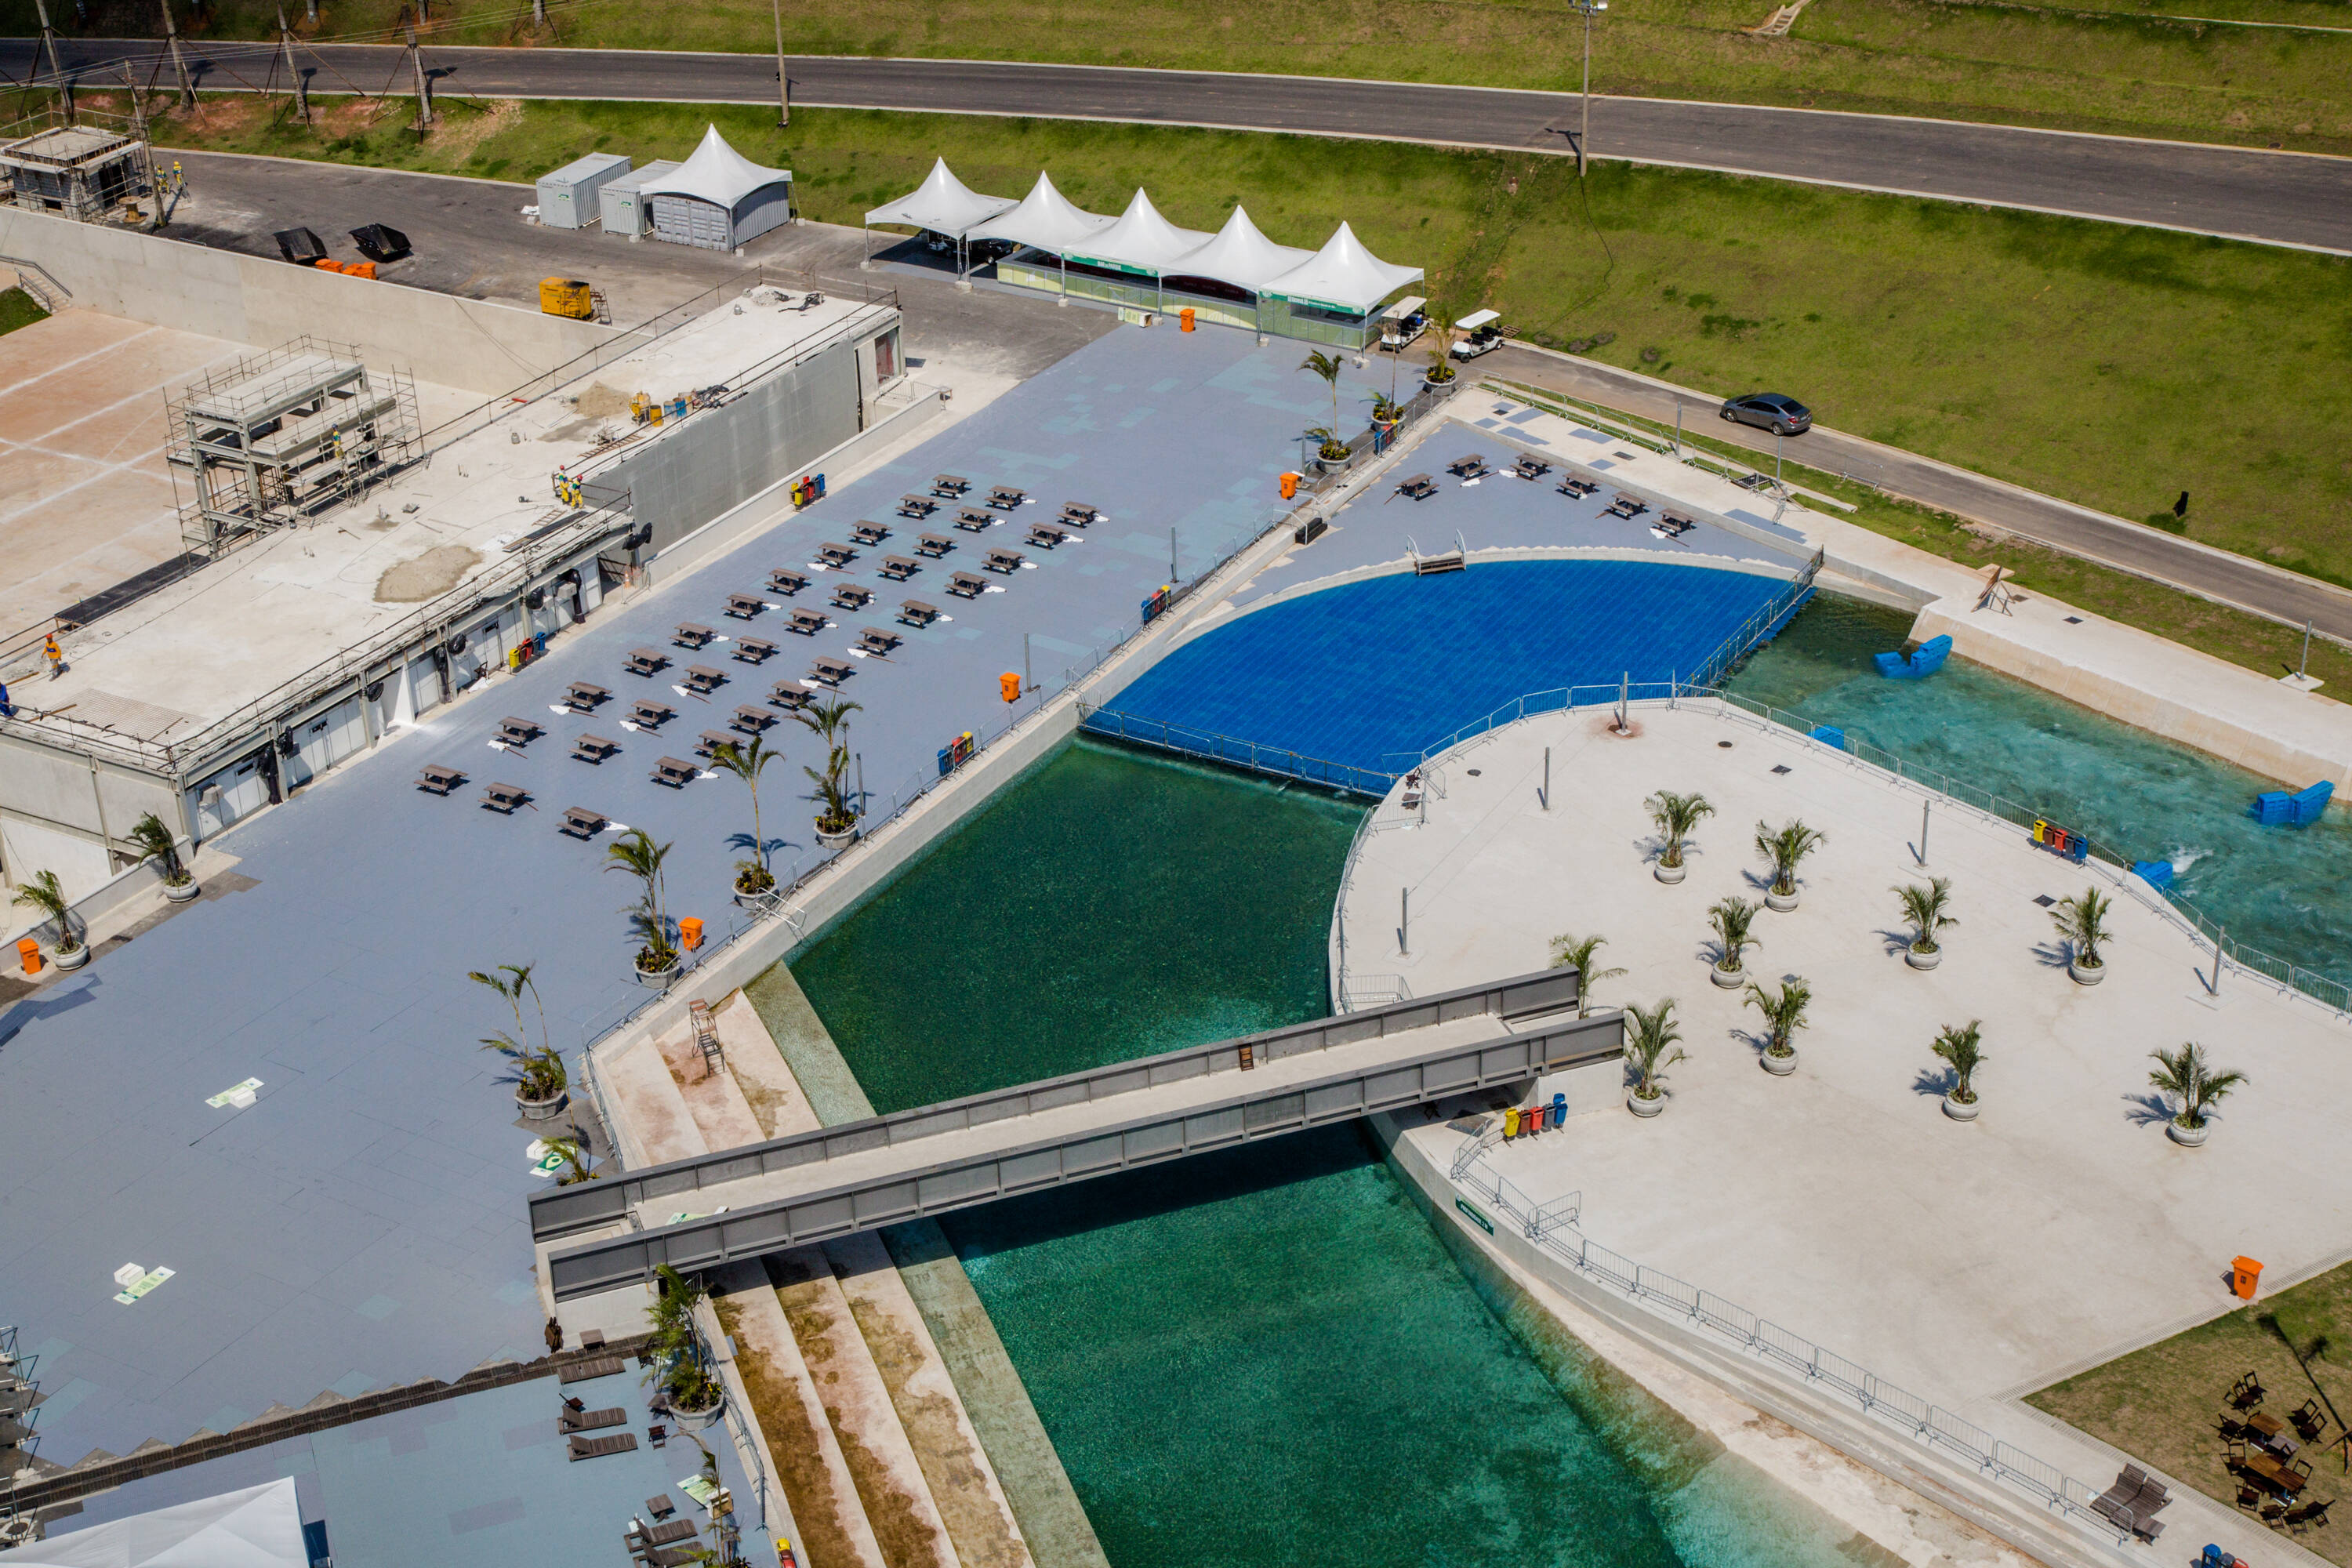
[1574,0,1609,178]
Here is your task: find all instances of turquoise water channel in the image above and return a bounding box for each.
[790,740,1861,1568]
[1729,596,2352,984]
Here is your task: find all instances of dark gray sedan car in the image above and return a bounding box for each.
[1719,393,1812,435]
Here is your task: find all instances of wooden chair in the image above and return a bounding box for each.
[2231,1372,2266,1411]
[2292,1399,2325,1439]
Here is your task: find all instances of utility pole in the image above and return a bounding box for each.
[31,0,66,96]
[771,0,789,125]
[278,2,307,122]
[1574,0,1608,178]
[532,0,543,25]
[161,0,196,110]
[408,25,432,132]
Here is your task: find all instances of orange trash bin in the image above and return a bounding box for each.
[1179,307,1196,332]
[16,937,38,975]
[1279,471,1299,500]
[679,916,704,952]
[1000,671,1022,703]
[2232,1257,2263,1300]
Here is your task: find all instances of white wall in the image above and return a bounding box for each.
[0,206,620,396]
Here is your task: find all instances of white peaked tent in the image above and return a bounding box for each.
[965,171,1114,252]
[862,158,1014,237]
[1063,188,1212,277]
[5,1478,309,1567]
[1262,221,1425,314]
[639,125,795,251]
[1163,205,1315,294]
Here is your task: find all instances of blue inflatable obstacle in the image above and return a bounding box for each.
[1874,633,1952,681]
[1809,725,1846,750]
[2249,779,2333,826]
[2132,860,2176,890]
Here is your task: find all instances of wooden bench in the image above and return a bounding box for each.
[564,680,609,711]
[561,807,608,839]
[880,555,920,581]
[417,764,465,796]
[558,1355,625,1384]
[982,548,1025,574]
[624,648,667,677]
[652,757,699,788]
[831,584,873,612]
[481,782,529,814]
[947,572,986,600]
[673,623,715,649]
[898,600,940,629]
[724,593,766,620]
[851,521,891,546]
[732,637,778,664]
[683,666,726,695]
[572,734,619,764]
[766,569,808,597]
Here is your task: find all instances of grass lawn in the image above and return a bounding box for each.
[0,286,49,336]
[16,0,2351,154]
[2029,1261,2352,1563]
[135,96,2352,592]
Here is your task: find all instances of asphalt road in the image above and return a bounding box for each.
[9,38,2352,254]
[1484,345,2352,644]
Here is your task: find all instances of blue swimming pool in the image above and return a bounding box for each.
[1095,559,1800,776]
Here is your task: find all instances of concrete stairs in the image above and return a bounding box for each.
[630,989,1055,1568]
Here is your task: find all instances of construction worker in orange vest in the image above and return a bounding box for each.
[43,632,63,679]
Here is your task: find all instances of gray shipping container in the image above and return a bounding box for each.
[597,160,680,239]
[535,152,631,230]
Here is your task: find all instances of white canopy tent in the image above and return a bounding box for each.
[638,125,795,252]
[1062,189,1212,278]
[4,1478,309,1568]
[965,171,1114,252]
[862,158,1014,238]
[1162,205,1315,296]
[1262,221,1424,315]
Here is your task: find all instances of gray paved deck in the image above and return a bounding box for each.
[0,321,1395,1465]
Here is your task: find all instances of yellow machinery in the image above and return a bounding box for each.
[539,278,595,320]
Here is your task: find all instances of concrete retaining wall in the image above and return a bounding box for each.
[0,207,617,395]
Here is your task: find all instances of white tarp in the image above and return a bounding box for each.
[863,158,1014,238]
[1062,189,1211,276]
[1162,206,1314,294]
[5,1479,309,1567]
[1263,221,1425,314]
[966,172,1114,253]
[640,125,791,212]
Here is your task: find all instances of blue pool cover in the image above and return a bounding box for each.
[1095,559,1801,778]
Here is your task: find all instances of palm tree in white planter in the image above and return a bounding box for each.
[1754,818,1824,912]
[806,745,859,849]
[2148,1041,2245,1149]
[1931,1020,1986,1121]
[128,811,198,902]
[2051,886,2113,985]
[1549,931,1627,1018]
[1895,877,1957,970]
[471,960,568,1120]
[1744,977,1811,1076]
[604,829,678,985]
[1623,998,1686,1118]
[10,869,85,970]
[1707,895,1760,988]
[1646,790,1715,884]
[709,735,782,907]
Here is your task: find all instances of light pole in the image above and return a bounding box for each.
[1575,0,1608,178]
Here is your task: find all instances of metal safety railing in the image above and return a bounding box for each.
[1449,1134,2134,1552]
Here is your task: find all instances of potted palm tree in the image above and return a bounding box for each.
[1895,877,1957,969]
[1422,329,1458,389]
[2051,887,2112,985]
[604,828,679,985]
[1744,978,1810,1075]
[1754,818,1824,912]
[807,745,858,848]
[10,869,85,970]
[1932,1020,1985,1120]
[128,811,198,902]
[644,1265,726,1428]
[709,735,781,909]
[1298,350,1353,471]
[1370,392,1405,430]
[472,961,567,1119]
[1548,931,1626,1018]
[1707,895,1760,988]
[1646,789,1714,884]
[1305,426,1355,474]
[1623,998,1686,1117]
[2148,1041,2245,1148]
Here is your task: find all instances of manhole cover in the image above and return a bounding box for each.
[1771,764,1792,775]
[2065,616,2084,625]
[2034,895,2057,907]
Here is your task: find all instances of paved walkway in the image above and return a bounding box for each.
[0,320,1389,1467]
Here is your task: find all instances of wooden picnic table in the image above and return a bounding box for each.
[2240,1450,2309,1497]
[2248,1411,2287,1439]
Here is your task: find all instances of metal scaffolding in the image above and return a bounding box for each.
[0,102,156,225]
[165,337,421,555]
